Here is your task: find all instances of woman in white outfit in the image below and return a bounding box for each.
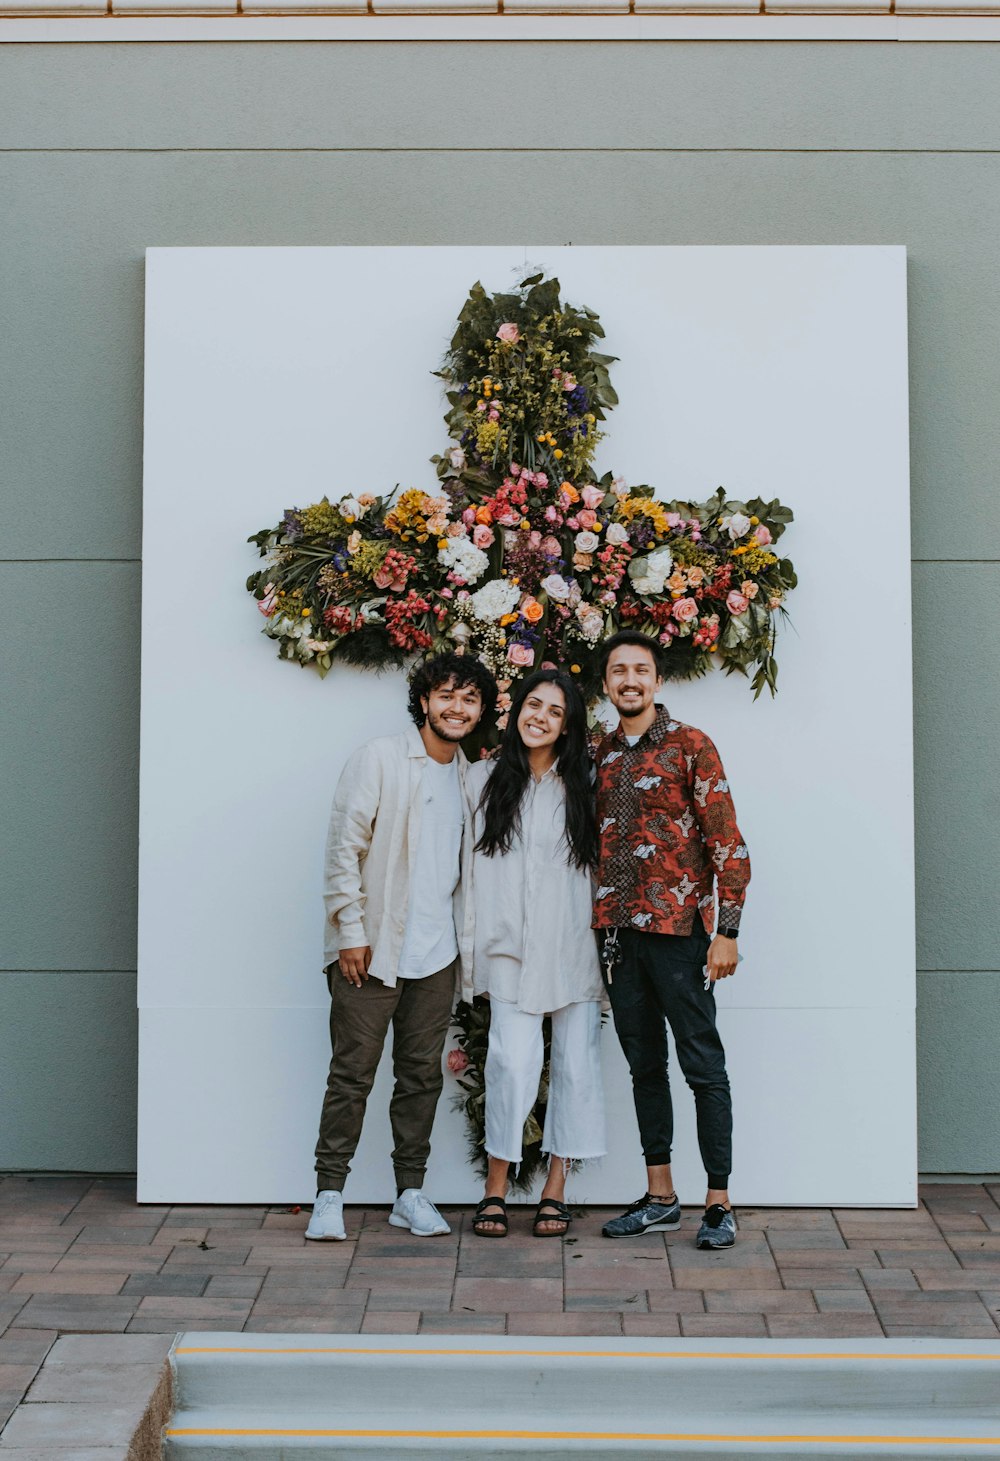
[465,668,605,1238]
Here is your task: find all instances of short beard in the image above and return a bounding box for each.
[614,693,652,722]
[427,709,468,743]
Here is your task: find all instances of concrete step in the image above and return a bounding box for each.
[165,1332,1000,1459]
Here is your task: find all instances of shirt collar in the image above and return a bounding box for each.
[612,703,671,748]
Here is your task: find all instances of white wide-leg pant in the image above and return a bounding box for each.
[484,998,606,1164]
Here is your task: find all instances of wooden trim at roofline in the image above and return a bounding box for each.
[6,9,1000,35]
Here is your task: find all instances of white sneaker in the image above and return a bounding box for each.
[388,1188,451,1237]
[305,1189,347,1241]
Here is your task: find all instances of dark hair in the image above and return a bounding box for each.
[407,652,497,730]
[598,629,667,680]
[476,669,597,871]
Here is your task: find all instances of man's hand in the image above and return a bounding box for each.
[706,934,739,982]
[338,946,372,987]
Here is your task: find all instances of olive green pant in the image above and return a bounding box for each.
[314,961,456,1194]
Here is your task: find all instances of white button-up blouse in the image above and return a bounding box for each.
[465,758,604,1015]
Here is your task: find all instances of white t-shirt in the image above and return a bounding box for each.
[396,755,463,979]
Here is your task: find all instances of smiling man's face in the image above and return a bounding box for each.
[603,643,662,722]
[422,677,484,744]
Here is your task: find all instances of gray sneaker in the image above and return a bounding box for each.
[696,1203,736,1249]
[602,1193,682,1238]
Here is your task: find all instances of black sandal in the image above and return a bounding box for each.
[532,1198,572,1238]
[472,1196,509,1238]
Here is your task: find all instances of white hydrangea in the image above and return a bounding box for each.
[630,546,674,596]
[438,537,490,586]
[470,578,520,621]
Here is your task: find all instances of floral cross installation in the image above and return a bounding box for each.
[246,273,798,1189]
[247,272,797,739]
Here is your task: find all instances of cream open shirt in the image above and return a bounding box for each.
[323,726,476,996]
[465,758,604,1016]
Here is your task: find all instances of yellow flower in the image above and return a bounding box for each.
[554,449,564,460]
[438,538,449,550]
[520,518,530,530]
[301,608,310,617]
[500,613,518,626]
[750,516,759,526]
[570,664,581,673]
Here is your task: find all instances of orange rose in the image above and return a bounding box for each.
[521,597,544,623]
[475,505,494,525]
[562,483,580,504]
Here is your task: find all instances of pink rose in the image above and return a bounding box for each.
[439,588,454,599]
[577,509,598,530]
[541,535,562,557]
[473,525,495,549]
[496,322,521,344]
[541,660,557,670]
[665,512,682,529]
[565,516,580,532]
[507,643,535,668]
[581,485,604,510]
[462,507,476,527]
[754,525,773,546]
[544,505,561,525]
[727,590,749,615]
[529,530,542,548]
[446,1049,469,1075]
[672,597,699,622]
[575,530,599,554]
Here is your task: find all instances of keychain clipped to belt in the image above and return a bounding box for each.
[600,927,623,983]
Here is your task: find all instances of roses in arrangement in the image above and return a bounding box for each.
[247,273,797,727]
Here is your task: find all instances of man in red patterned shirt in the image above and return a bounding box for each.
[594,632,750,1249]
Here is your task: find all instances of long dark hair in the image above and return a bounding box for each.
[475,669,597,870]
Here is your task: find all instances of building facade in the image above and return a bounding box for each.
[1,12,998,1175]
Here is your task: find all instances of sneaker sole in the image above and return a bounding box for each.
[387,1213,450,1236]
[696,1237,735,1250]
[603,1216,682,1238]
[304,1231,347,1241]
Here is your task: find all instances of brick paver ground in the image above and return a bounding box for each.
[2,1175,1000,1430]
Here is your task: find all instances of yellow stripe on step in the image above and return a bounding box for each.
[164,1428,1000,1445]
[174,1344,1000,1363]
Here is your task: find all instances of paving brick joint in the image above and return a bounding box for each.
[1,1175,999,1433]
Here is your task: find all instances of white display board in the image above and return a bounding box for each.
[139,245,916,1206]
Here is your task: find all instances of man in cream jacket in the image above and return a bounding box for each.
[306,652,496,1242]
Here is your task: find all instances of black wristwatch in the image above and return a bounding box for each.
[717,927,739,940]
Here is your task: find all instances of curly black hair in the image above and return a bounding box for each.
[598,629,667,681]
[407,652,498,730]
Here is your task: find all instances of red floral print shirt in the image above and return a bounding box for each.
[593,706,750,936]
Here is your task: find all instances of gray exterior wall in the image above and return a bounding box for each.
[1,40,998,1174]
